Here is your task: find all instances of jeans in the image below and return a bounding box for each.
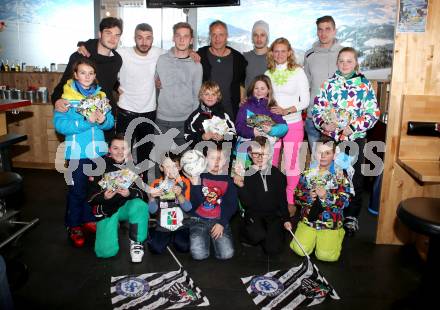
[304,118,321,153]
[65,159,97,228]
[189,218,234,260]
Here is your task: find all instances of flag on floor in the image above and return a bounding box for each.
[241,258,339,309]
[110,268,210,309]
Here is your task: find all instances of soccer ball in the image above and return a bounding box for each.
[181,150,207,176]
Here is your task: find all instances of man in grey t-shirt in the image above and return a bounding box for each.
[243,20,269,90]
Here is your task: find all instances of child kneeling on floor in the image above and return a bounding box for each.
[148,152,192,254]
[88,134,149,263]
[291,136,351,262]
[187,145,238,260]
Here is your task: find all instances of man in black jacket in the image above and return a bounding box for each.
[197,20,247,121]
[235,136,292,255]
[52,17,123,119]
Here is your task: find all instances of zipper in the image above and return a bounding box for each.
[259,170,268,192]
[92,126,96,157]
[72,134,76,150]
[88,188,106,203]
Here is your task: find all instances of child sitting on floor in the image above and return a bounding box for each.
[88,134,148,263]
[148,152,192,254]
[235,136,292,255]
[291,136,351,262]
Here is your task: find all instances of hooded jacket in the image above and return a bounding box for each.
[303,40,344,117]
[235,96,287,139]
[52,38,122,110]
[53,79,114,159]
[312,70,380,141]
[296,163,351,230]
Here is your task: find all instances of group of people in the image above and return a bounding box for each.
[52,15,380,264]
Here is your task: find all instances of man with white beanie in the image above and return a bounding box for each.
[243,20,270,89]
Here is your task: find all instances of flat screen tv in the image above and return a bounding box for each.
[146,0,240,8]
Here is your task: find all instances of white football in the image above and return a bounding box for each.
[181,150,207,176]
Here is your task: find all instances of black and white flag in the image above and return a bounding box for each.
[241,258,339,309]
[110,268,210,309]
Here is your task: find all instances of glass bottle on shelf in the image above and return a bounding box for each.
[15,59,20,72]
[4,59,9,72]
[0,59,4,71]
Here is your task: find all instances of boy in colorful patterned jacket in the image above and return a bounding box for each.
[291,137,351,262]
[312,47,380,236]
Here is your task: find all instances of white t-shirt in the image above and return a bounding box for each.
[117,46,165,113]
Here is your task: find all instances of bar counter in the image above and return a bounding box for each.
[0,72,63,169]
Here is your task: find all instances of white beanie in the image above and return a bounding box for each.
[252,20,269,41]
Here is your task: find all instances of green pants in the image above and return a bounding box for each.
[290,221,345,262]
[95,198,149,258]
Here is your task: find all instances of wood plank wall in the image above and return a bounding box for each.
[376,0,440,244]
[0,72,63,168]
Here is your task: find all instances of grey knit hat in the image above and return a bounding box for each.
[252,20,269,41]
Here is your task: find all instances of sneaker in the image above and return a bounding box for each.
[69,226,85,248]
[83,222,97,234]
[130,240,144,263]
[344,216,359,237]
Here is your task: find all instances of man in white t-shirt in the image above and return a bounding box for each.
[79,23,164,165]
[115,23,164,165]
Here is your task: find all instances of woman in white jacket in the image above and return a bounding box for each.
[265,37,310,216]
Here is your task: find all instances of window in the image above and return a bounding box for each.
[120,6,186,50]
[196,0,396,79]
[0,0,94,69]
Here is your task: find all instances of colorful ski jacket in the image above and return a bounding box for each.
[312,70,380,141]
[295,164,351,230]
[53,79,114,159]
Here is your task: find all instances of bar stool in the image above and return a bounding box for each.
[0,171,39,249]
[396,197,440,305]
[0,171,39,291]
